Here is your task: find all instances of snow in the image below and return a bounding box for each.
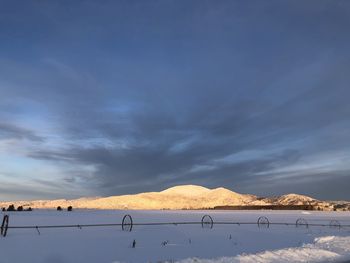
[161,185,211,196]
[0,210,349,263]
[0,185,255,209]
[176,236,350,263]
[277,194,315,205]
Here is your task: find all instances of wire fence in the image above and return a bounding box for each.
[1,214,350,237]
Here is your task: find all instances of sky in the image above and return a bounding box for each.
[0,0,350,201]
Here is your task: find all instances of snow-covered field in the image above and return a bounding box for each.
[0,210,349,263]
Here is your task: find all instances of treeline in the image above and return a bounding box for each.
[1,205,74,212]
[56,206,73,211]
[1,204,32,212]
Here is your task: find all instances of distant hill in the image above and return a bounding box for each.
[0,185,344,211]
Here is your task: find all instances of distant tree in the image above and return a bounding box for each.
[67,206,73,211]
[7,204,15,211]
[1,207,5,212]
[17,206,23,211]
[57,206,62,211]
[26,207,32,211]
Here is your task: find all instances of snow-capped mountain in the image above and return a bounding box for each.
[0,185,337,210]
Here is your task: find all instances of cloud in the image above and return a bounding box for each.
[0,122,43,142]
[0,0,350,200]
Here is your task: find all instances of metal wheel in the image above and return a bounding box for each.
[122,214,133,232]
[257,216,269,228]
[296,218,308,228]
[201,215,213,229]
[1,215,9,237]
[329,220,341,229]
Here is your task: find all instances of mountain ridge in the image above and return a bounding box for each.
[0,185,339,211]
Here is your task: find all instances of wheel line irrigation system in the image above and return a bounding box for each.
[1,213,349,238]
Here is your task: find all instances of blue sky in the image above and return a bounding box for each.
[1,0,350,201]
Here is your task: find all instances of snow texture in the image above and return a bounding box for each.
[175,236,350,263]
